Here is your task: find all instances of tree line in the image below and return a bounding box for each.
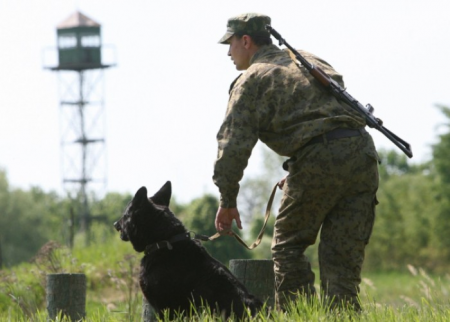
[1,106,450,273]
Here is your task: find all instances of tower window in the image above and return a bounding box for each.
[58,34,77,49]
[81,34,100,47]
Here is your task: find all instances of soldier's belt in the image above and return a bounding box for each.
[282,127,366,171]
[304,127,366,147]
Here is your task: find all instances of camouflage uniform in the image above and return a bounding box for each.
[214,13,379,310]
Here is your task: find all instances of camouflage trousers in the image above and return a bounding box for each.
[272,132,379,310]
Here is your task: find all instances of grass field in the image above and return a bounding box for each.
[1,231,450,321]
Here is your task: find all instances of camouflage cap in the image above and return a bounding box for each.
[218,13,271,44]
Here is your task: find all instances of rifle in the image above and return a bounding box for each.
[265,25,413,158]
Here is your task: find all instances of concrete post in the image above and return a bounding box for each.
[46,273,86,321]
[230,259,275,309]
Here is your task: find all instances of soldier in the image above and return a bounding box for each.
[213,13,379,310]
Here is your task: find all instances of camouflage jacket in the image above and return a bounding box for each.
[213,44,365,208]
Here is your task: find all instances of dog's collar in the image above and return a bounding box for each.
[144,232,192,255]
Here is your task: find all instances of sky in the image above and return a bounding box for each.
[0,0,449,203]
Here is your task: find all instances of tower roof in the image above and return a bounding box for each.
[57,11,100,29]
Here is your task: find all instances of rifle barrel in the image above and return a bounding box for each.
[265,24,413,158]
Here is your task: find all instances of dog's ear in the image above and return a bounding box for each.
[149,181,172,207]
[132,186,148,207]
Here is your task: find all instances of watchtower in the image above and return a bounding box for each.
[46,11,115,245]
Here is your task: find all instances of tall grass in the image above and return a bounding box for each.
[2,295,450,321]
[1,226,450,321]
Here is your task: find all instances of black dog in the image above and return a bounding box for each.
[114,181,263,319]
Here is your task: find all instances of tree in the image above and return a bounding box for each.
[0,170,67,266]
[238,145,285,226]
[430,105,450,256]
[0,239,3,268]
[90,192,132,227]
[247,211,276,260]
[433,105,450,186]
[366,164,439,271]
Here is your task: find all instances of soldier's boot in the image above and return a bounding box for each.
[273,257,316,311]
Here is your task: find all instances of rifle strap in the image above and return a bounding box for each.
[201,182,278,250]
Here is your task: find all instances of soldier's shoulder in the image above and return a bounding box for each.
[294,49,336,69]
[228,73,243,94]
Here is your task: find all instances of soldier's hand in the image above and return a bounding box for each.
[215,207,242,235]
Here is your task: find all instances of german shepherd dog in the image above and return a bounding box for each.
[114,181,262,319]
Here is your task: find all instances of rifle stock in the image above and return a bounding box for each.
[309,67,333,87]
[265,25,413,158]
